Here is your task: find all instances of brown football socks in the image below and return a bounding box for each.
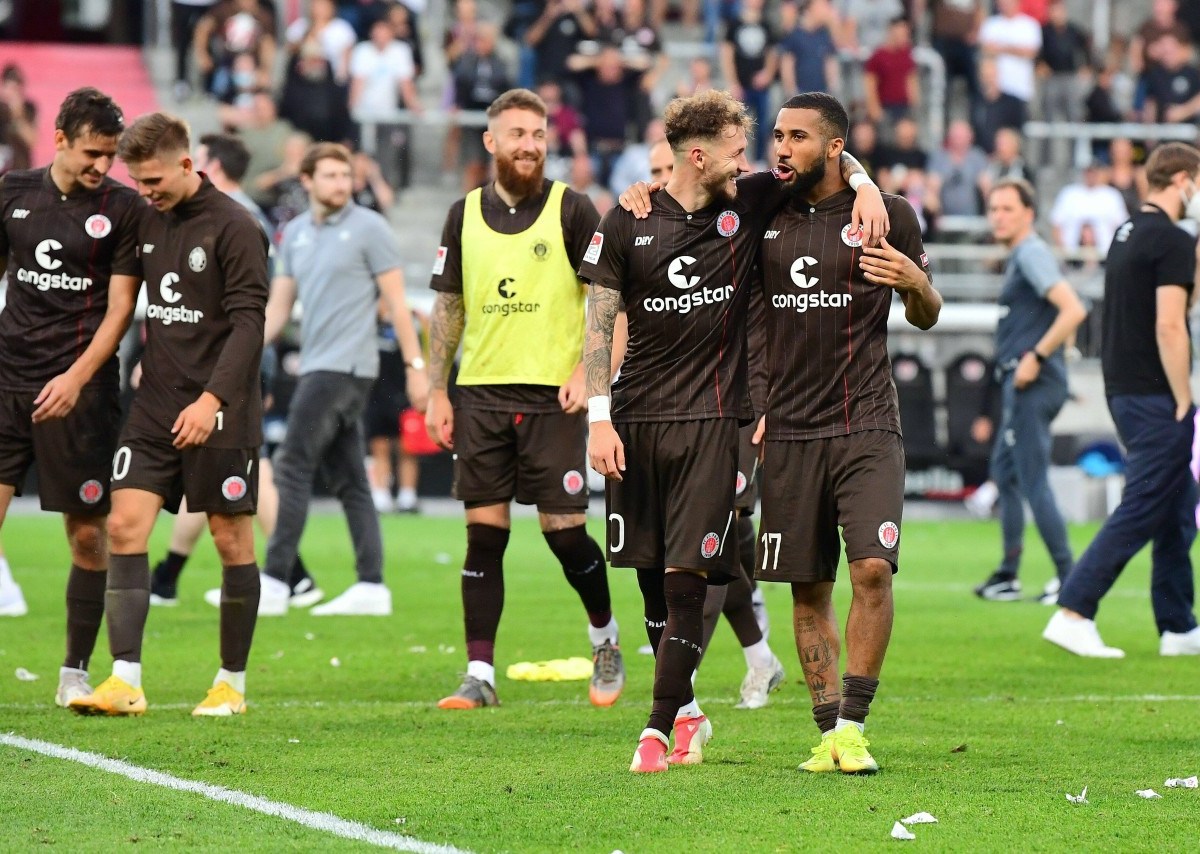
[106,554,150,663]
[219,563,260,672]
[64,564,106,670]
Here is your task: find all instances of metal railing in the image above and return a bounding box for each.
[1023,121,1198,169]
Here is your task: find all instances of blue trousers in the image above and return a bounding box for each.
[991,375,1073,579]
[1059,394,1198,635]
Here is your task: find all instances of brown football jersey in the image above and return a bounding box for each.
[0,168,142,391]
[579,172,784,423]
[761,188,929,440]
[123,178,268,448]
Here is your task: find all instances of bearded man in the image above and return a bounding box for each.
[426,88,625,711]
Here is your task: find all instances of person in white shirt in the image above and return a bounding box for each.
[1050,161,1130,256]
[349,18,422,191]
[980,0,1042,105]
[285,0,357,83]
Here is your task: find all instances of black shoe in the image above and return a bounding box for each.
[289,574,324,608]
[974,571,1021,601]
[149,561,178,606]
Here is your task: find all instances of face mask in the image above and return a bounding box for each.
[1181,181,1200,221]
[233,71,256,88]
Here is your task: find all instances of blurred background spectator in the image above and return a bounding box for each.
[192,0,275,104]
[928,119,990,217]
[171,0,218,100]
[980,0,1042,121]
[780,0,840,98]
[1049,160,1129,254]
[0,64,36,176]
[452,20,512,191]
[720,0,778,162]
[350,15,422,189]
[864,16,919,127]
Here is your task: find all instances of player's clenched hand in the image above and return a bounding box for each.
[617,181,663,220]
[426,390,455,451]
[172,391,223,449]
[859,238,924,292]
[588,421,625,481]
[558,364,586,414]
[31,371,84,423]
[849,183,889,247]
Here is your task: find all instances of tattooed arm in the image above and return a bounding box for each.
[584,284,625,480]
[839,150,890,247]
[425,291,465,450]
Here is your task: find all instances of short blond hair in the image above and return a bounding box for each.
[117,112,190,163]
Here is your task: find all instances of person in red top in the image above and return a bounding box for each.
[864,16,920,126]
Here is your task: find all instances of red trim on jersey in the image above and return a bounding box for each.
[843,245,857,433]
[81,187,110,358]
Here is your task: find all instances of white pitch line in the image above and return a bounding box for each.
[0,733,472,854]
[3,693,1199,714]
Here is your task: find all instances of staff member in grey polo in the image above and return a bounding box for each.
[973,177,1087,605]
[261,141,428,616]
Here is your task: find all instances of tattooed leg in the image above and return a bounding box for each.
[791,581,841,707]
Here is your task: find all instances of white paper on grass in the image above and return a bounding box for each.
[901,812,938,825]
[1165,776,1199,789]
[330,657,341,667]
[13,667,38,681]
[1136,790,1162,799]
[890,822,916,840]
[1066,786,1089,804]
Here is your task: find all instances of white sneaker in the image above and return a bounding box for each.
[735,654,785,709]
[1160,626,1200,656]
[0,578,28,616]
[310,581,392,616]
[371,488,395,513]
[1043,611,1125,658]
[289,576,324,609]
[55,667,92,707]
[204,573,290,616]
[637,643,654,656]
[964,481,999,519]
[1037,576,1062,606]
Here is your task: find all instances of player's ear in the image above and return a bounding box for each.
[53,128,68,152]
[483,129,496,155]
[828,136,845,161]
[180,154,194,174]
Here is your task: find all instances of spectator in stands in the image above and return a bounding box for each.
[193,0,275,102]
[877,116,928,182]
[1050,161,1129,256]
[608,118,665,198]
[444,0,479,66]
[506,0,544,89]
[1038,0,1091,125]
[388,2,424,78]
[171,0,218,100]
[980,0,1042,116]
[1143,32,1200,123]
[1084,61,1128,147]
[538,80,587,161]
[864,16,920,127]
[779,0,840,98]
[527,0,597,87]
[978,126,1035,199]
[720,0,779,163]
[0,64,36,176]
[676,56,716,98]
[848,120,882,180]
[453,21,514,191]
[568,43,648,185]
[220,52,262,108]
[616,0,668,136]
[279,0,356,143]
[927,119,989,218]
[1108,137,1146,213]
[1131,0,1191,76]
[287,0,358,84]
[569,154,613,215]
[350,16,422,189]
[220,89,294,203]
[351,149,395,212]
[973,57,1028,154]
[255,131,314,236]
[835,0,904,53]
[931,0,985,120]
[340,0,394,40]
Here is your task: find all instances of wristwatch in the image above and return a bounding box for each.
[406,357,426,370]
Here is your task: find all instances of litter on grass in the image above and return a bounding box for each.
[330,657,341,667]
[1066,786,1089,805]
[304,632,315,641]
[1136,790,1161,799]
[408,645,427,654]
[13,667,38,681]
[1165,776,1198,789]
[890,822,916,840]
[288,739,300,744]
[901,812,938,825]
[506,657,594,681]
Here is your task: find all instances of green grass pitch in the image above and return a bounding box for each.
[1,512,1198,852]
